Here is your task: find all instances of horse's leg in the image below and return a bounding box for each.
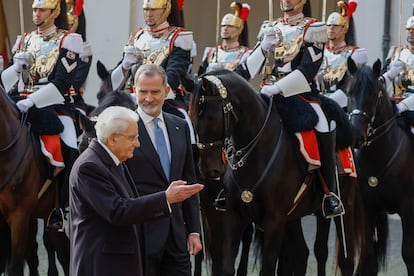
[25,219,40,276]
[0,215,11,274]
[314,211,331,276]
[222,212,244,276]
[277,219,309,276]
[260,214,286,276]
[401,214,414,275]
[236,223,253,276]
[43,228,59,276]
[44,229,70,276]
[7,213,32,276]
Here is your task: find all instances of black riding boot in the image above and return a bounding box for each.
[46,145,78,232]
[316,128,345,219]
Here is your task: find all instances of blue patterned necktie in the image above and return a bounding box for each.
[153,118,170,181]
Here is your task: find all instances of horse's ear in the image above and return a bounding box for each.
[96,60,110,80]
[372,59,382,78]
[78,113,95,132]
[347,57,358,74]
[180,73,197,94]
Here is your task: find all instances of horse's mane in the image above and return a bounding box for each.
[189,69,259,125]
[347,64,385,100]
[90,91,137,117]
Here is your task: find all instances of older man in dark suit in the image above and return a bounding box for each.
[69,105,203,276]
[125,64,201,276]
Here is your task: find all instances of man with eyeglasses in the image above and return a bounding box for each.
[125,64,202,276]
[69,105,203,276]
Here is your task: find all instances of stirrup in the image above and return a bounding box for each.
[46,208,65,232]
[322,192,345,219]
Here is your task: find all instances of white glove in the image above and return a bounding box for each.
[260,26,282,54]
[260,84,282,97]
[121,45,143,70]
[16,98,34,112]
[13,52,32,73]
[384,60,405,80]
[206,62,223,72]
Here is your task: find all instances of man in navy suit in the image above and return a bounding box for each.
[125,64,201,276]
[69,105,203,276]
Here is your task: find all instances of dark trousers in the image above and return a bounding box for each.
[146,229,191,276]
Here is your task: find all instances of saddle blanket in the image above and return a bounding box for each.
[295,130,357,177]
[40,135,64,168]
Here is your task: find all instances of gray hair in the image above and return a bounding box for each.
[95,106,139,144]
[134,64,168,86]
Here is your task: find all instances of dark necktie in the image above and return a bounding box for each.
[153,118,170,181]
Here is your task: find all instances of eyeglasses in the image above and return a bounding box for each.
[117,134,139,142]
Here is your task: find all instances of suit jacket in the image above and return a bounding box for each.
[69,140,170,276]
[125,112,200,255]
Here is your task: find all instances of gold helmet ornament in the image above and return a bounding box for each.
[280,0,306,13]
[406,16,414,29]
[143,0,171,27]
[32,0,61,26]
[66,0,79,32]
[326,0,358,38]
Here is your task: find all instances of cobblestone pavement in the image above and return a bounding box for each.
[30,215,405,276]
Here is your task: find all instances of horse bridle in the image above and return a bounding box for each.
[348,89,397,147]
[197,75,274,170]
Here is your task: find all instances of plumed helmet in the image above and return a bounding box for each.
[143,0,171,27]
[406,16,414,29]
[327,1,358,36]
[32,0,59,9]
[221,2,250,40]
[66,0,78,32]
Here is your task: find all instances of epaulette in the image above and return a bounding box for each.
[303,21,327,44]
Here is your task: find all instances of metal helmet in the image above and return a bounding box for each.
[280,0,306,13]
[32,0,61,26]
[406,16,414,29]
[221,2,250,40]
[143,0,171,27]
[326,1,358,40]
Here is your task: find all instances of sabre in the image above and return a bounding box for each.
[269,0,273,21]
[19,0,24,35]
[214,0,221,62]
[322,0,327,22]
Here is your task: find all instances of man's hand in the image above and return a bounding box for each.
[384,60,405,80]
[16,98,34,112]
[165,180,204,204]
[260,25,282,54]
[188,233,202,256]
[121,45,143,70]
[260,84,282,97]
[13,52,32,73]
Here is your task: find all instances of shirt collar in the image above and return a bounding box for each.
[97,139,121,166]
[137,107,165,125]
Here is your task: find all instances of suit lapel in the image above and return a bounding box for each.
[164,114,181,181]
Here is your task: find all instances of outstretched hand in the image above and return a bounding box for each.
[165,180,204,204]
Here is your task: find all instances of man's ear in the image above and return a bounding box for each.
[164,84,171,97]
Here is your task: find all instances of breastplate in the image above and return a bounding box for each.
[133,27,179,66]
[398,48,414,87]
[273,18,311,65]
[19,29,66,85]
[320,46,354,92]
[207,46,248,71]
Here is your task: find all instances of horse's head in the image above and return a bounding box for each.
[182,70,240,179]
[96,60,115,103]
[78,114,96,153]
[345,58,393,148]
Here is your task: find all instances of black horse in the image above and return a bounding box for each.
[182,70,365,275]
[346,58,414,275]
